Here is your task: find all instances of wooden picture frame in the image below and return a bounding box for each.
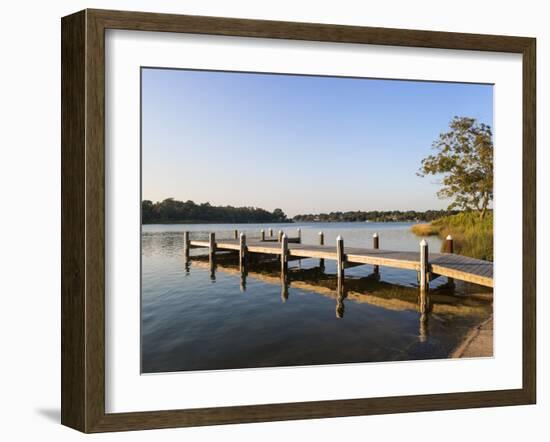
[61,8,536,433]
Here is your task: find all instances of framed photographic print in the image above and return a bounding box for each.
[61,9,536,433]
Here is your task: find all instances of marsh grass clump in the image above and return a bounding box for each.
[411,223,439,236]
[412,211,493,261]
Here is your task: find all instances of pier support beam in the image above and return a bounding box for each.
[336,236,345,281]
[183,231,190,273]
[281,233,288,274]
[183,231,190,260]
[446,234,455,287]
[209,232,216,260]
[318,231,325,269]
[419,239,429,294]
[372,232,380,276]
[209,233,216,279]
[239,233,247,271]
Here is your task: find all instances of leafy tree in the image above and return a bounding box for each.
[418,116,493,220]
[272,208,287,222]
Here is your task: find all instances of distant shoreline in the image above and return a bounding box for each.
[141,219,424,225]
[142,220,295,225]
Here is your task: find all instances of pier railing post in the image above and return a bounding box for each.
[281,233,288,274]
[336,235,345,280]
[260,229,265,241]
[372,232,380,276]
[419,239,429,294]
[239,233,247,271]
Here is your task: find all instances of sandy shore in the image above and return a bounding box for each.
[451,316,493,358]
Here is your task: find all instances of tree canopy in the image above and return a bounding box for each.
[418,116,493,219]
[142,198,290,224]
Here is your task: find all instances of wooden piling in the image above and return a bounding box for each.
[239,233,247,270]
[446,234,455,287]
[419,239,429,293]
[209,232,216,261]
[373,232,379,275]
[336,236,344,280]
[183,231,190,260]
[281,233,288,274]
[446,234,454,254]
[318,231,325,269]
[208,233,216,280]
[260,229,265,241]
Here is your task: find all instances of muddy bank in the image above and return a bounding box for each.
[451,316,493,358]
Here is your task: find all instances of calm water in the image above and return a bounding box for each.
[141,222,493,373]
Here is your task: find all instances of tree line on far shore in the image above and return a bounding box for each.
[293,210,459,223]
[142,199,461,224]
[142,198,290,224]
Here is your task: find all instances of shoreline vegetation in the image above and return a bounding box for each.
[411,211,493,261]
[293,209,458,223]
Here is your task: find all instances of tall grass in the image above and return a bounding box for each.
[411,211,493,261]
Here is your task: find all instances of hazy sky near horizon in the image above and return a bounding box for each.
[141,68,493,217]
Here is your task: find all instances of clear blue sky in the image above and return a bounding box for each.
[141,68,493,217]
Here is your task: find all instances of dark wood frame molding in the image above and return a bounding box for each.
[61,8,536,433]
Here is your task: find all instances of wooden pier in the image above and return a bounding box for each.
[185,229,493,289]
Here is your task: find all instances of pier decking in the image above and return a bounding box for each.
[185,230,494,289]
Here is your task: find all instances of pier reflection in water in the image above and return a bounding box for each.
[143,230,492,374]
[191,252,449,341]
